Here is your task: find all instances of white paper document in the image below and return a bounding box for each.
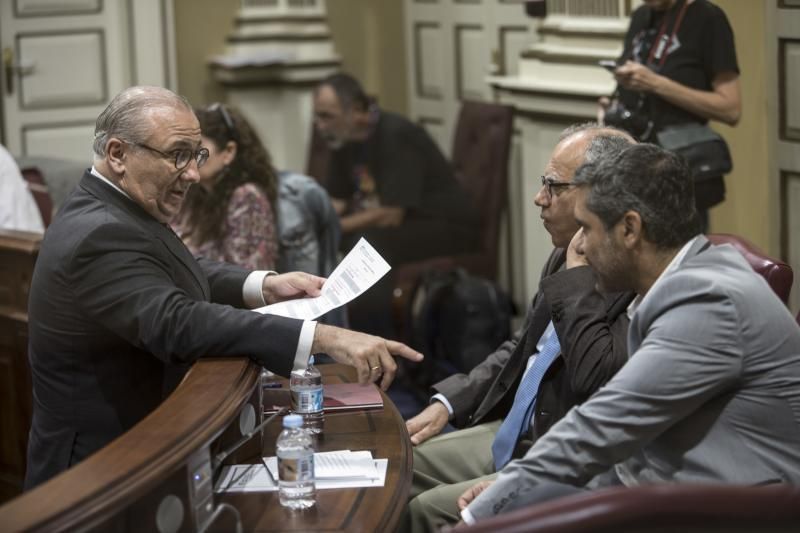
[254,238,391,320]
[214,450,387,493]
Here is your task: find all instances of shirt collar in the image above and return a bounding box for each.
[90,165,131,200]
[627,235,701,319]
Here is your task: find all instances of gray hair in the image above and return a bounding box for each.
[560,121,636,165]
[573,143,702,249]
[92,86,192,158]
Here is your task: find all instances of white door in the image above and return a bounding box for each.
[0,0,177,162]
[404,0,534,152]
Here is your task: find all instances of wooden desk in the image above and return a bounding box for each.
[0,361,411,532]
[220,364,412,532]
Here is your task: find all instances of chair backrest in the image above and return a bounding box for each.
[457,484,800,533]
[450,100,514,279]
[20,165,54,228]
[707,233,793,304]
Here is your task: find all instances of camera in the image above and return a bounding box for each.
[603,101,653,141]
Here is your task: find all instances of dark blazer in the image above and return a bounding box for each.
[434,248,635,454]
[25,172,304,489]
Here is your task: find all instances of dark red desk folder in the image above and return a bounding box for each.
[262,382,383,413]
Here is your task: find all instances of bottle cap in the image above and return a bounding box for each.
[283,414,303,428]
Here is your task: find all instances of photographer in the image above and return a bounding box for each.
[600,0,740,229]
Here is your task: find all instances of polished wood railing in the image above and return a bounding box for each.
[0,357,259,531]
[0,360,412,532]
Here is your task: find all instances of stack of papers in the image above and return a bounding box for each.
[214,450,387,493]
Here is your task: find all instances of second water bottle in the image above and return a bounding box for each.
[289,356,324,436]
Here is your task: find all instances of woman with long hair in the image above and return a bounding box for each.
[174,103,279,270]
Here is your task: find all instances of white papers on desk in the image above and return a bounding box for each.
[254,238,390,320]
[214,450,387,493]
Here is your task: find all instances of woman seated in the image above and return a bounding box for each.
[174,103,279,270]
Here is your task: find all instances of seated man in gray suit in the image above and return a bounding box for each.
[25,86,422,489]
[456,143,800,526]
[404,124,637,532]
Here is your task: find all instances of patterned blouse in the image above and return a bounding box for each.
[174,183,278,271]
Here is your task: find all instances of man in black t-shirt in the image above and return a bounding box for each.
[601,0,741,227]
[313,72,478,337]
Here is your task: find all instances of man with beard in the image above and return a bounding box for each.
[456,143,800,526]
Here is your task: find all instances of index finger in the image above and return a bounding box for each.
[385,340,423,362]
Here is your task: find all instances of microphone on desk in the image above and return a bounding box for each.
[211,405,290,474]
[196,406,289,533]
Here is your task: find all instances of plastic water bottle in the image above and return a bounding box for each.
[290,357,324,437]
[276,414,316,510]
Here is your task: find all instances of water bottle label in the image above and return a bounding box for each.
[278,455,314,482]
[291,388,323,413]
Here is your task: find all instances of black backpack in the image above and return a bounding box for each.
[409,269,514,386]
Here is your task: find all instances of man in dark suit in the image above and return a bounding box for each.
[25,86,422,489]
[404,124,636,532]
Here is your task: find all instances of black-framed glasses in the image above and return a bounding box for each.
[541,175,572,198]
[127,141,209,170]
[208,102,237,142]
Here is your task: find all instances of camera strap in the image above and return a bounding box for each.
[647,0,689,68]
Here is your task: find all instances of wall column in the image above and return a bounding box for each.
[209,0,340,172]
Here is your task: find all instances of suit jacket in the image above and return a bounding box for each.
[25,172,304,489]
[467,236,800,521]
[434,248,635,449]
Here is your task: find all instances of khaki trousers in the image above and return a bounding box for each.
[402,421,501,533]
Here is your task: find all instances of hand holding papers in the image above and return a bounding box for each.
[255,238,390,320]
[215,450,387,493]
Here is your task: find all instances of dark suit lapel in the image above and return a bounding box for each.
[79,172,211,300]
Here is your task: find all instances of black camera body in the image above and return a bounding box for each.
[603,101,653,141]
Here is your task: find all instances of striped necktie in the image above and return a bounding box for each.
[491,324,561,470]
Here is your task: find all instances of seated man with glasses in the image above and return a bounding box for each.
[24,86,423,489]
[403,123,637,532]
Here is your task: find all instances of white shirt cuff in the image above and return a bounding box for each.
[460,506,477,526]
[293,321,317,372]
[431,393,455,417]
[243,270,277,308]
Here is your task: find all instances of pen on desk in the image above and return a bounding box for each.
[261,456,277,486]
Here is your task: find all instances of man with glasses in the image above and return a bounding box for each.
[404,124,637,532]
[24,86,422,489]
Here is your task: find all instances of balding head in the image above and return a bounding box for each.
[535,123,636,248]
[93,86,192,159]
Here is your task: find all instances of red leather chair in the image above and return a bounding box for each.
[391,101,515,339]
[20,165,54,228]
[455,484,800,533]
[707,233,793,304]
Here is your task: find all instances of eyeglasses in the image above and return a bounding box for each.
[127,141,209,170]
[541,175,573,198]
[208,103,237,142]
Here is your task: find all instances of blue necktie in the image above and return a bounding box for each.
[491,324,561,470]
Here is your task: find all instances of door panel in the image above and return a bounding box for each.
[19,30,108,108]
[1,0,177,161]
